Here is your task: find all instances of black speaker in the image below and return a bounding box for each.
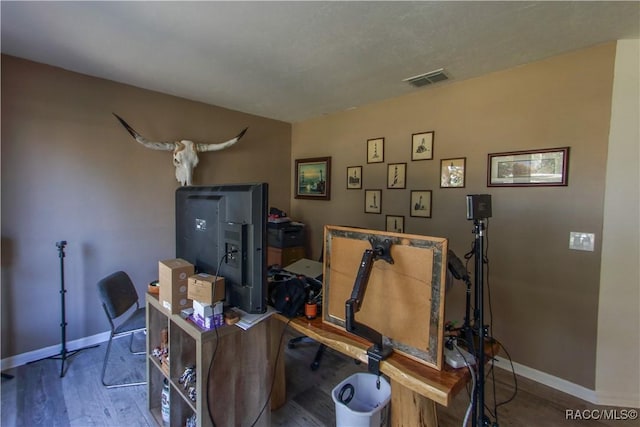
[466,194,492,220]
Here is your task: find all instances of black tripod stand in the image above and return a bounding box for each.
[30,241,98,377]
[470,218,491,427]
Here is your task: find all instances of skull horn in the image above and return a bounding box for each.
[196,127,248,153]
[113,113,175,151]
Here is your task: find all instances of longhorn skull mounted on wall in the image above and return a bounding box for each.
[113,113,247,186]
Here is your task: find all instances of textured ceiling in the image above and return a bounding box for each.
[2,1,638,123]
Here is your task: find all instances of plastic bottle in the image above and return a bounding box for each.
[161,378,170,426]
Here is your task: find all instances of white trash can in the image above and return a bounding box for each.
[332,372,391,427]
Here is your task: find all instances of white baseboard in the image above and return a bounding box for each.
[493,356,639,408]
[1,331,110,371]
[595,390,640,409]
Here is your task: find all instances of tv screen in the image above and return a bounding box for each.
[175,183,268,313]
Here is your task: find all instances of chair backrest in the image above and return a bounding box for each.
[97,271,139,320]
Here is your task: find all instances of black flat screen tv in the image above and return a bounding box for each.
[175,183,268,313]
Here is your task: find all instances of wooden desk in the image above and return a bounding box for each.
[270,314,472,427]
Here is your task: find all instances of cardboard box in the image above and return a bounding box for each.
[159,258,194,314]
[188,273,225,305]
[193,300,213,319]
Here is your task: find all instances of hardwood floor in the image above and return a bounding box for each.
[2,327,637,426]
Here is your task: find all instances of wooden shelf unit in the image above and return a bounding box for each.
[146,294,271,427]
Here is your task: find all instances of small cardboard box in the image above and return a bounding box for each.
[193,300,213,319]
[159,258,194,314]
[188,273,225,305]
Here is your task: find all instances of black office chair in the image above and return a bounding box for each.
[287,249,327,371]
[288,336,326,371]
[288,227,367,371]
[97,271,146,388]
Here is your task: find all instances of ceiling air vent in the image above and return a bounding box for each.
[403,68,449,88]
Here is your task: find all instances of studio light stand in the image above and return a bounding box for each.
[447,249,474,354]
[30,241,98,377]
[466,194,493,427]
[471,218,490,427]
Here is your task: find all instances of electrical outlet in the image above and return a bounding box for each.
[569,232,595,251]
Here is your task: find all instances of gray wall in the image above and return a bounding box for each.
[1,55,291,359]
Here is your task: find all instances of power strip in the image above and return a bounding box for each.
[444,343,476,369]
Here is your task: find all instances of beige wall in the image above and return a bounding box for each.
[0,55,291,358]
[291,43,617,389]
[596,39,640,407]
[3,42,636,404]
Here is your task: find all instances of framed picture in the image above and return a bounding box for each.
[387,163,407,189]
[488,147,570,187]
[411,131,434,160]
[367,138,385,163]
[364,189,382,214]
[295,157,331,200]
[410,190,432,218]
[346,166,362,189]
[385,215,405,233]
[440,157,466,188]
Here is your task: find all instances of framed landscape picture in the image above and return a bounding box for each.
[488,147,569,187]
[295,157,331,200]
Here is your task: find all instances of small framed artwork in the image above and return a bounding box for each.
[411,131,434,161]
[488,147,570,187]
[346,166,363,189]
[387,163,407,189]
[364,189,382,214]
[367,138,385,163]
[295,157,331,200]
[440,157,466,188]
[410,190,432,218]
[385,215,405,233]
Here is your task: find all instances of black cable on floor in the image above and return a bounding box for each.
[249,317,292,427]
